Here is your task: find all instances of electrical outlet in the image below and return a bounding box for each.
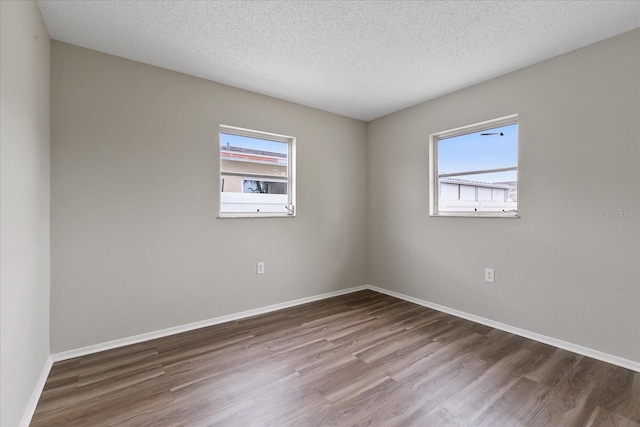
[484,268,495,283]
[256,262,265,275]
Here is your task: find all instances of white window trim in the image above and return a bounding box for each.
[219,124,296,219]
[429,114,519,218]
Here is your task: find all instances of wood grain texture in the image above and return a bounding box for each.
[31,290,640,426]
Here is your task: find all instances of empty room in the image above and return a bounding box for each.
[2,1,639,426]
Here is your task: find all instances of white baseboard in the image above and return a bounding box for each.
[19,355,53,427]
[51,282,640,373]
[364,284,640,373]
[52,285,369,362]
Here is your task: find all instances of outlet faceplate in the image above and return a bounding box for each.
[256,262,265,275]
[484,268,495,283]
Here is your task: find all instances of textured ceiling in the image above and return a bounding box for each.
[37,1,640,121]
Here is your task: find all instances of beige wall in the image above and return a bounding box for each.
[367,29,640,363]
[50,42,368,353]
[0,1,51,425]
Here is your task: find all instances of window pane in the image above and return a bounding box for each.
[438,170,517,205]
[220,132,288,180]
[220,130,291,214]
[438,123,517,175]
[434,120,518,215]
[242,179,287,194]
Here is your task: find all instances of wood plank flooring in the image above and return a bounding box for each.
[31,290,640,426]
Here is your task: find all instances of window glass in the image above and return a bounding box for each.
[220,126,295,217]
[430,116,518,217]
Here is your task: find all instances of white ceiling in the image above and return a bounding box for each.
[37,1,640,121]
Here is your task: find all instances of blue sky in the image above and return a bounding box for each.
[438,123,518,182]
[220,132,288,155]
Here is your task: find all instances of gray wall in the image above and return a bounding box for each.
[50,42,368,353]
[46,25,640,366]
[0,1,51,425]
[367,29,640,363]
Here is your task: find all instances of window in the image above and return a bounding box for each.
[429,115,518,217]
[219,125,296,217]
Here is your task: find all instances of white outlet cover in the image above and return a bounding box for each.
[485,268,495,283]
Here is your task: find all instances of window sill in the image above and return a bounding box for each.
[218,213,296,219]
[430,212,519,218]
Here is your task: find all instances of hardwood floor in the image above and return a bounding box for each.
[31,290,640,426]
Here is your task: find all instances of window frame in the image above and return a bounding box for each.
[429,114,519,218]
[219,124,296,219]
